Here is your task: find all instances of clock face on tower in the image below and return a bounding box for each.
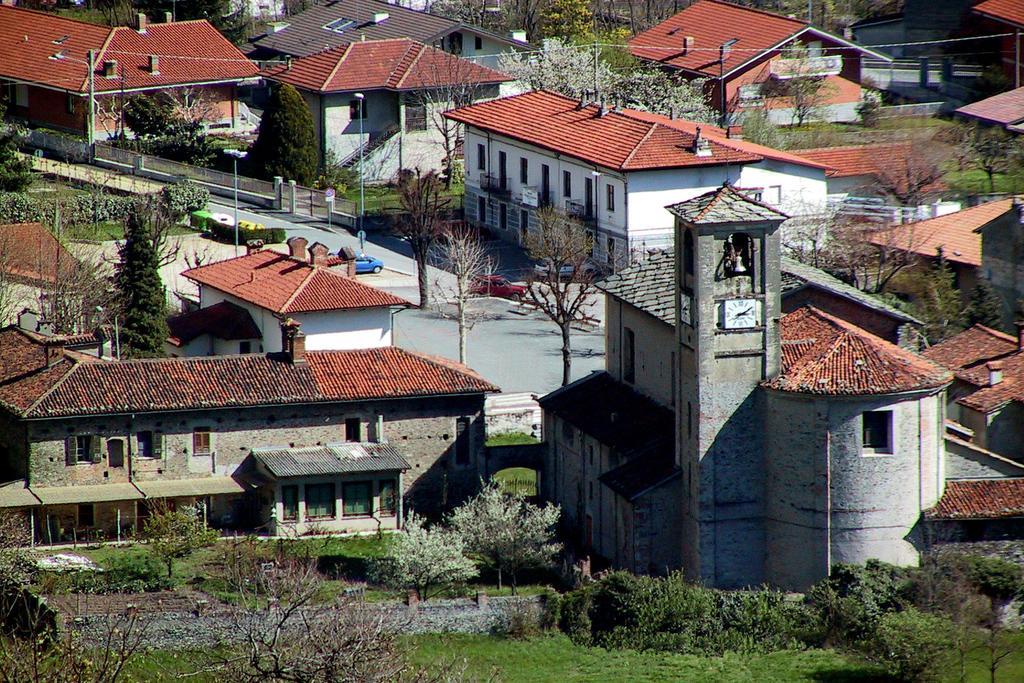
[722,298,758,329]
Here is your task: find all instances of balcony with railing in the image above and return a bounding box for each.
[566,199,596,225]
[770,54,843,79]
[481,173,510,198]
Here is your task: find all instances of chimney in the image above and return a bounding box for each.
[683,36,695,54]
[280,318,307,364]
[44,341,63,368]
[693,126,712,157]
[246,239,265,255]
[726,124,744,140]
[287,235,308,261]
[987,360,1004,386]
[337,245,357,277]
[163,11,172,23]
[103,60,117,78]
[148,54,159,74]
[373,11,390,23]
[137,12,147,33]
[309,241,330,266]
[1016,320,1024,351]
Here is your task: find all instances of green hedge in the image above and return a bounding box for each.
[0,192,135,227]
[191,211,285,244]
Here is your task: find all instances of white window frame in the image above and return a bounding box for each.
[862,409,894,455]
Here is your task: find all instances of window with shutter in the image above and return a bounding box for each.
[193,428,211,455]
[153,432,164,458]
[65,436,76,465]
[89,436,102,463]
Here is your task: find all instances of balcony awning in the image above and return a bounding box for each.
[0,481,41,508]
[133,477,246,499]
[31,483,143,505]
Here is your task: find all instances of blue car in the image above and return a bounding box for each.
[354,254,384,274]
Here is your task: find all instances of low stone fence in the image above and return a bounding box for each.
[56,590,545,649]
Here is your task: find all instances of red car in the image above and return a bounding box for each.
[470,275,527,300]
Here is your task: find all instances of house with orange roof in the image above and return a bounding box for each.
[973,197,1024,328]
[0,323,498,539]
[972,0,1024,88]
[628,0,890,125]
[173,237,410,355]
[262,38,510,181]
[0,222,83,327]
[955,86,1024,134]
[864,199,1015,306]
[444,90,829,265]
[0,6,259,140]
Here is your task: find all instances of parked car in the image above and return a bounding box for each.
[354,254,384,274]
[470,274,527,300]
[533,258,606,280]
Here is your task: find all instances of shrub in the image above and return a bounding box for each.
[496,597,545,639]
[557,584,594,646]
[864,608,955,682]
[857,94,882,127]
[805,560,910,646]
[0,192,136,229]
[161,181,210,219]
[966,554,1023,604]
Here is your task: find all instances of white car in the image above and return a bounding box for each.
[533,258,605,280]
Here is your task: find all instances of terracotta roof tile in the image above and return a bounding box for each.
[0,6,258,94]
[182,250,410,314]
[864,199,1014,268]
[766,306,950,395]
[445,91,764,171]
[927,479,1024,520]
[797,143,919,178]
[166,301,261,346]
[974,0,1024,28]
[956,86,1024,127]
[0,327,497,418]
[923,324,1019,370]
[628,0,806,76]
[0,223,78,286]
[262,38,509,93]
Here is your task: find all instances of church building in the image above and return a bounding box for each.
[542,185,952,590]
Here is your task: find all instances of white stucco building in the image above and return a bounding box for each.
[169,238,409,356]
[445,90,829,267]
[263,38,510,183]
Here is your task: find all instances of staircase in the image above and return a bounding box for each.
[340,125,400,169]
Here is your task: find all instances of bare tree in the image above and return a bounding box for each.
[525,208,598,386]
[410,52,491,189]
[873,142,946,208]
[395,169,453,309]
[432,227,495,364]
[205,552,465,682]
[162,86,219,128]
[959,123,1024,193]
[0,228,23,326]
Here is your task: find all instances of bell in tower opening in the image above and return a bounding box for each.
[723,233,753,276]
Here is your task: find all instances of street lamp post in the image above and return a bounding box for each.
[355,92,366,235]
[224,149,248,254]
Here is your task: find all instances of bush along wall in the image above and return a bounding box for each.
[0,192,136,227]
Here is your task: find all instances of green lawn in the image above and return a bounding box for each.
[486,433,541,447]
[122,635,887,683]
[342,182,463,214]
[943,167,1024,196]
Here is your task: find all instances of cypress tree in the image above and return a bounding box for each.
[966,280,1005,329]
[0,99,33,193]
[248,83,318,185]
[115,202,169,358]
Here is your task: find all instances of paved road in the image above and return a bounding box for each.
[209,199,606,395]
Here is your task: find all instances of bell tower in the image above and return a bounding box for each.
[671,185,787,588]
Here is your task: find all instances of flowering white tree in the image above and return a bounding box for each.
[372,512,478,600]
[499,40,714,122]
[450,480,561,594]
[432,227,495,364]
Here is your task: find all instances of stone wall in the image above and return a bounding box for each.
[978,210,1024,329]
[12,394,487,519]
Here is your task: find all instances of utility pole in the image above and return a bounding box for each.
[593,42,599,99]
[87,49,95,160]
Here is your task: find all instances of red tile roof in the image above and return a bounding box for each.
[956,86,1024,128]
[166,301,261,347]
[974,0,1024,28]
[927,479,1024,520]
[766,306,951,395]
[0,223,79,286]
[262,38,509,93]
[183,249,410,314]
[628,0,807,76]
[0,6,258,95]
[953,352,1024,412]
[864,199,1014,268]
[923,324,1019,371]
[0,327,497,418]
[797,143,916,178]
[445,90,766,171]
